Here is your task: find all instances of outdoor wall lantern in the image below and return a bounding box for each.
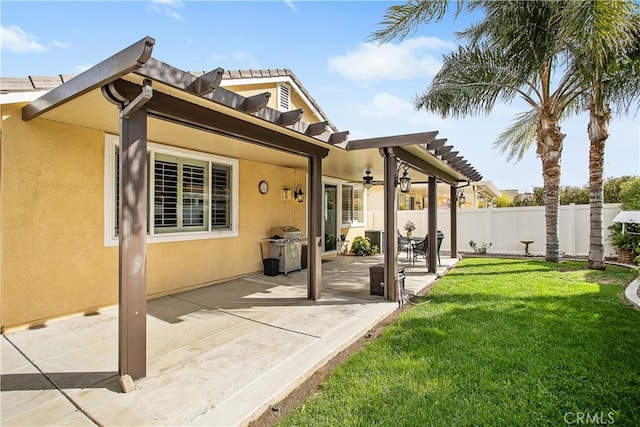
[294,184,305,203]
[398,165,412,193]
[458,189,466,208]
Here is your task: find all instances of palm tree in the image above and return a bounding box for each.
[372,1,640,263]
[557,1,640,269]
[374,1,577,262]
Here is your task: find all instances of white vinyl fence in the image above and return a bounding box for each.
[366,203,622,257]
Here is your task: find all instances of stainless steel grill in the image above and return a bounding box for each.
[267,226,305,275]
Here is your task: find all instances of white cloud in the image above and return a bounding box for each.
[284,0,298,13]
[76,64,92,73]
[0,25,47,53]
[52,41,71,48]
[328,36,454,83]
[356,92,446,133]
[147,0,184,20]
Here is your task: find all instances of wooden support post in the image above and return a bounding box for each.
[450,185,458,258]
[428,176,437,273]
[383,150,399,302]
[308,156,322,300]
[118,108,148,380]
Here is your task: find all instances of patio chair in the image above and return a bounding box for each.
[397,229,411,260]
[411,233,429,266]
[412,231,445,267]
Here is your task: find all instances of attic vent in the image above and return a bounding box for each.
[278,83,290,111]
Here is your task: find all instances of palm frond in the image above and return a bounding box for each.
[369,0,464,44]
[493,110,539,162]
[414,45,541,118]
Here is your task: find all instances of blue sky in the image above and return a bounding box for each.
[2,0,638,192]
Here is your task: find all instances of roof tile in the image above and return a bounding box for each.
[0,77,34,91]
[29,75,64,89]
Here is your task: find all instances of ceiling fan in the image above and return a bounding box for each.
[350,170,384,189]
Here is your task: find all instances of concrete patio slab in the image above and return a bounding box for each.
[1,255,457,426]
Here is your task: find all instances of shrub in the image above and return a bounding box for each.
[351,236,378,256]
[469,240,492,254]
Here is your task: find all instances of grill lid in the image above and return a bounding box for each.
[270,226,301,239]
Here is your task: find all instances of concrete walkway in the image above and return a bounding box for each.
[1,255,457,426]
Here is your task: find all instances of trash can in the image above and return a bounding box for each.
[369,264,384,296]
[369,264,405,296]
[263,258,279,276]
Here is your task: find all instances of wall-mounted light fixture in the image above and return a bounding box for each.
[294,184,305,203]
[457,189,466,208]
[478,193,485,208]
[398,164,412,193]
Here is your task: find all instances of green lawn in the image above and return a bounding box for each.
[280,258,640,426]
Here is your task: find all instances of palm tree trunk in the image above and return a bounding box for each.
[587,95,610,270]
[537,112,564,263]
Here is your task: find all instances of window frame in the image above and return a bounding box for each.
[341,184,365,227]
[104,134,238,247]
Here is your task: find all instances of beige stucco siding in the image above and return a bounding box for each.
[1,104,116,328]
[1,104,308,330]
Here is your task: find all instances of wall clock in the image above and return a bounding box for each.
[258,180,269,194]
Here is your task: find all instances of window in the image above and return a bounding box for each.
[154,154,209,233]
[341,185,364,224]
[278,83,290,111]
[105,135,238,245]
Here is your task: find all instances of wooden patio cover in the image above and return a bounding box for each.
[21,36,481,384]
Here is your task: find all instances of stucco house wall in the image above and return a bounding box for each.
[0,102,307,330]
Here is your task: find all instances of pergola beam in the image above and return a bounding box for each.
[243,92,270,113]
[279,109,304,126]
[448,156,464,166]
[305,121,329,136]
[390,146,460,186]
[328,131,350,145]
[134,58,347,143]
[186,68,224,96]
[347,131,439,151]
[434,145,453,157]
[441,151,459,161]
[426,138,447,151]
[23,36,155,120]
[107,79,330,158]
